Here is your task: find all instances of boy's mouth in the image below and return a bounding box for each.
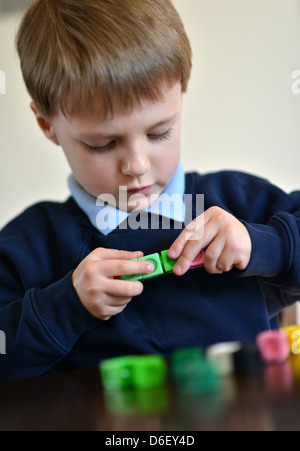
[119,184,161,212]
[127,185,154,196]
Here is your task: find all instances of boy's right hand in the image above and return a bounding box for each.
[71,248,154,321]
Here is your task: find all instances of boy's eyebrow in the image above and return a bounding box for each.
[77,113,179,140]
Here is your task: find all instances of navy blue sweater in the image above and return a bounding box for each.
[1,171,300,382]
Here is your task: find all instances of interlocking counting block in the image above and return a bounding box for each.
[206,341,242,377]
[233,343,263,376]
[170,346,220,395]
[170,346,205,382]
[130,355,167,389]
[256,330,290,364]
[121,249,205,281]
[121,252,165,281]
[120,259,143,281]
[138,253,164,280]
[181,360,220,395]
[190,250,205,269]
[100,355,137,390]
[160,250,178,274]
[100,354,167,391]
[121,253,164,281]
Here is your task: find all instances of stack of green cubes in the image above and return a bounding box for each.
[100,354,167,391]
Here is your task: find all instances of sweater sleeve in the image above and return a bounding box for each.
[195,171,300,299]
[240,211,300,316]
[242,211,300,283]
[217,172,300,300]
[0,204,100,382]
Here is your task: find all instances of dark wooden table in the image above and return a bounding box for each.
[0,357,300,431]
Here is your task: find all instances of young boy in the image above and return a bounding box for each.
[1,0,300,383]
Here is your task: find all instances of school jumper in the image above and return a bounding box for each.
[0,169,300,382]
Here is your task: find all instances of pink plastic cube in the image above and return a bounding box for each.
[190,250,205,269]
[256,330,290,364]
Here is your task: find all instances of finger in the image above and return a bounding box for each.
[101,304,130,321]
[105,278,144,298]
[215,240,240,273]
[169,212,211,260]
[100,259,154,278]
[107,298,132,307]
[100,301,130,321]
[171,218,219,275]
[93,279,143,320]
[168,224,200,260]
[89,248,144,262]
[204,236,227,274]
[172,240,203,276]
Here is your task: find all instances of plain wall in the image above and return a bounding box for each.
[1,0,300,230]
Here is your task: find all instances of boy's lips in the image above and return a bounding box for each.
[127,185,154,196]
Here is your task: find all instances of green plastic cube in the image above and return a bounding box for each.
[121,253,164,281]
[100,356,136,390]
[138,253,164,280]
[121,273,144,281]
[177,360,220,395]
[160,250,178,274]
[131,355,167,389]
[170,347,205,382]
[170,347,219,395]
[100,355,167,391]
[120,259,144,281]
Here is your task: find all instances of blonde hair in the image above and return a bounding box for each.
[16,0,192,119]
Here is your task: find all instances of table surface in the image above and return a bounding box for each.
[1,357,300,431]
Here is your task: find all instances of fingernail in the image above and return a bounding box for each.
[174,264,182,275]
[147,264,154,273]
[168,249,176,259]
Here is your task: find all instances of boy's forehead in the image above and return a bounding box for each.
[61,82,182,134]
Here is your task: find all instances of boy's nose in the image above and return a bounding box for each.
[120,145,151,177]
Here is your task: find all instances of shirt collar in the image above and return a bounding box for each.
[68,160,186,235]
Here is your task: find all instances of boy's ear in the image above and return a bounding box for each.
[30,102,60,145]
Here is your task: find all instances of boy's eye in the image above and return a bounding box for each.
[147,128,173,142]
[84,128,173,154]
[85,141,115,154]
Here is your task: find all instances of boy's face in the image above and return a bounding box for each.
[36,82,183,212]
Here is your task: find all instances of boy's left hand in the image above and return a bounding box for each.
[168,206,252,276]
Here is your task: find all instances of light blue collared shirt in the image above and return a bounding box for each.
[68,161,186,235]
